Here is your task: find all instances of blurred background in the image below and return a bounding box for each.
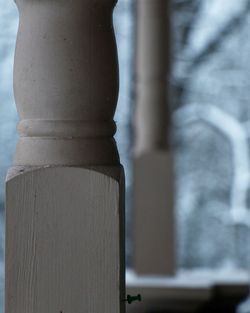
[2,0,250,312]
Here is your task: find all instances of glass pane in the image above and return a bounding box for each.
[114,0,134,267]
[0,2,18,312]
[172,0,250,270]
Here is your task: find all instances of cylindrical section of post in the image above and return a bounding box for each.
[13,0,120,166]
[135,0,171,155]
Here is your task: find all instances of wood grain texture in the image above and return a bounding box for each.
[6,167,125,313]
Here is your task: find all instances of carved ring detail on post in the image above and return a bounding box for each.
[13,0,120,166]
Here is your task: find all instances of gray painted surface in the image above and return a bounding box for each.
[1,3,250,313]
[1,3,130,312]
[6,167,124,313]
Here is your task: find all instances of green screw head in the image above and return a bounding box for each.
[125,294,142,304]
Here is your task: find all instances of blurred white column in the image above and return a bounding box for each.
[134,0,176,275]
[5,1,125,313]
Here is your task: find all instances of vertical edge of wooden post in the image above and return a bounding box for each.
[133,0,176,276]
[5,1,125,313]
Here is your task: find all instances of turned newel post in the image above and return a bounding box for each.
[134,0,176,275]
[6,1,125,313]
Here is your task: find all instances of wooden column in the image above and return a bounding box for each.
[134,0,175,275]
[5,1,125,313]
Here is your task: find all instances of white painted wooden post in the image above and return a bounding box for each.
[134,0,176,275]
[5,1,125,313]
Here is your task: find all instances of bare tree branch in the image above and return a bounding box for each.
[172,0,202,50]
[172,0,250,109]
[190,0,250,70]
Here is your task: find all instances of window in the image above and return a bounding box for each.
[1,1,250,312]
[173,0,250,270]
[0,2,18,312]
